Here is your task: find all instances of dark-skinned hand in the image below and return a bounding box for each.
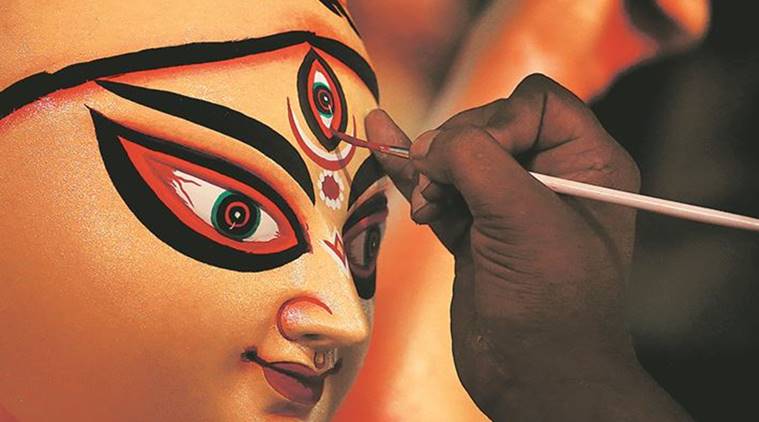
[367,74,691,421]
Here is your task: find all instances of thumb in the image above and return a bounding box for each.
[364,109,416,200]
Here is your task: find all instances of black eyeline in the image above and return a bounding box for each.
[95,80,316,204]
[348,156,385,209]
[0,31,378,119]
[90,108,310,272]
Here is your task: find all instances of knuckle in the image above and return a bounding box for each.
[617,148,642,192]
[522,72,555,89]
[590,141,641,192]
[433,126,496,167]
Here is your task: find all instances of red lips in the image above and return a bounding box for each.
[261,362,324,406]
[242,350,341,407]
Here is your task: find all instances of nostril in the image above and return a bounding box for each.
[277,296,334,341]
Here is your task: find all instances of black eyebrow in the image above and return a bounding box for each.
[0,31,378,119]
[95,79,315,204]
[343,193,388,234]
[348,155,385,209]
[317,0,361,36]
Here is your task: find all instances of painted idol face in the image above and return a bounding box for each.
[0,1,386,420]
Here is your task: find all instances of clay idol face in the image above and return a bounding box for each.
[0,1,386,420]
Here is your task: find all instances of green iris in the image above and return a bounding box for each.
[313,82,335,119]
[211,190,261,240]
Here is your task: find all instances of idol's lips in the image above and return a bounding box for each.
[241,350,342,406]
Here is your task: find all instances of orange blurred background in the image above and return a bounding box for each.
[336,1,759,421]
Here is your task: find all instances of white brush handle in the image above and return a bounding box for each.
[531,172,759,233]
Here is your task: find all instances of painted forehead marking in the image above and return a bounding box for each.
[0,31,378,119]
[96,80,316,204]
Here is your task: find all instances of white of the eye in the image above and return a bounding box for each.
[347,231,367,266]
[346,222,386,267]
[249,210,279,242]
[169,170,223,223]
[314,70,330,89]
[169,169,280,242]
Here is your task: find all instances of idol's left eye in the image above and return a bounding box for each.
[91,111,308,272]
[343,195,389,299]
[345,219,386,278]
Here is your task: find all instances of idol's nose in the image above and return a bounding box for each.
[276,295,369,350]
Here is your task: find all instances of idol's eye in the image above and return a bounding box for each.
[343,195,389,299]
[298,49,348,152]
[345,221,386,278]
[313,73,335,124]
[211,191,269,241]
[91,111,308,272]
[167,170,280,245]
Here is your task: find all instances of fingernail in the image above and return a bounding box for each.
[366,109,401,144]
[410,185,429,216]
[418,173,432,194]
[411,130,440,159]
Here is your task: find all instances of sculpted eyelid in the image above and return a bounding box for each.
[343,193,388,235]
[89,107,310,272]
[95,79,317,204]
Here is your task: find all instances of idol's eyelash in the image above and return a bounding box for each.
[89,108,309,272]
[343,193,388,235]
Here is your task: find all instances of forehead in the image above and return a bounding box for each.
[0,0,364,89]
[1,0,382,228]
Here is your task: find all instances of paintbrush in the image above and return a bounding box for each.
[332,129,759,233]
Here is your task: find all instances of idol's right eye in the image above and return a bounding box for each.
[91,110,308,272]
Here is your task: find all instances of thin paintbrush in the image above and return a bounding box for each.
[332,130,759,233]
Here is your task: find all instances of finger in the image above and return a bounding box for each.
[366,109,474,249]
[418,174,450,203]
[412,201,445,225]
[364,109,416,200]
[485,74,639,192]
[436,97,507,130]
[411,125,566,245]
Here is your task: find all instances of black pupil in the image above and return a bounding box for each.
[315,85,334,115]
[363,226,381,264]
[228,206,247,224]
[214,192,260,239]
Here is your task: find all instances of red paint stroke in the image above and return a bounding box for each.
[321,174,341,200]
[287,98,355,170]
[277,296,334,341]
[323,232,348,270]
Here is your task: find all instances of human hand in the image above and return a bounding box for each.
[367,74,689,421]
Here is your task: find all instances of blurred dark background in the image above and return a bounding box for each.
[593,2,759,420]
